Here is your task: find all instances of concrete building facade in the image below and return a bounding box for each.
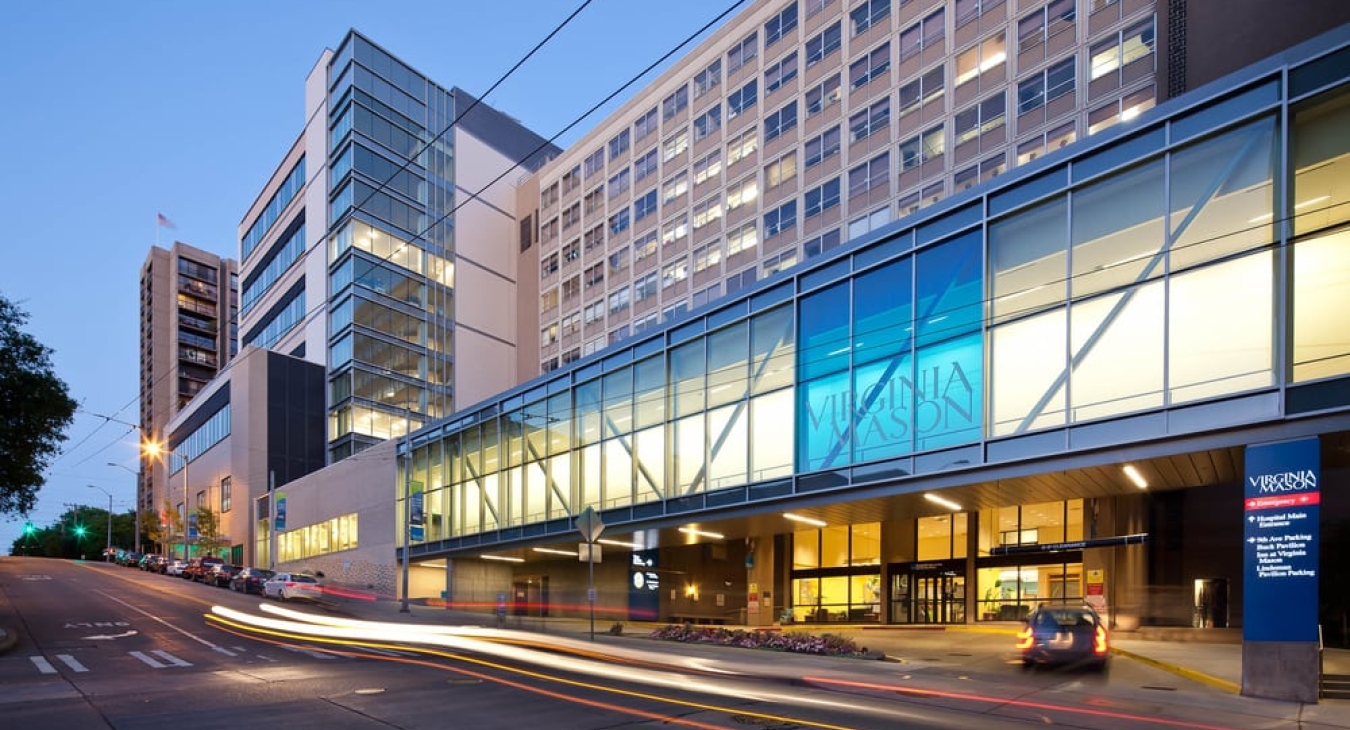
[137,242,236,545]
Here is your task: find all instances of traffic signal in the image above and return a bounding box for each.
[23,521,35,536]
[73,524,87,538]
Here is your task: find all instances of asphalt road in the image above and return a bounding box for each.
[0,557,1070,730]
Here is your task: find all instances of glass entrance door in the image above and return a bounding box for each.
[914,573,965,624]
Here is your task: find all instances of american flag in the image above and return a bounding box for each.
[157,213,176,229]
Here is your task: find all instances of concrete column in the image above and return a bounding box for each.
[745,535,775,626]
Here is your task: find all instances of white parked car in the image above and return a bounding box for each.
[262,572,323,601]
[164,559,187,577]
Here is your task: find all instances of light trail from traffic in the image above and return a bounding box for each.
[207,603,875,730]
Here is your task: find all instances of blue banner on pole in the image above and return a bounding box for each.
[274,492,287,531]
[1242,437,1320,643]
[409,486,424,542]
[188,512,199,540]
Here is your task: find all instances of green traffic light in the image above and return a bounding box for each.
[74,525,87,538]
[24,522,35,535]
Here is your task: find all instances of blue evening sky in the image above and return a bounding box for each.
[0,0,741,552]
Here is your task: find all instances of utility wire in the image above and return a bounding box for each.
[61,0,612,468]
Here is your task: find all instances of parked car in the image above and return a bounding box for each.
[141,555,166,572]
[184,556,224,582]
[1016,604,1110,670]
[262,573,323,602]
[230,568,276,595]
[164,559,187,577]
[209,564,243,588]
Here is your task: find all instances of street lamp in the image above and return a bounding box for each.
[107,462,141,553]
[143,441,189,562]
[87,485,113,562]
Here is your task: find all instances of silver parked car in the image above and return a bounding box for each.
[262,572,322,601]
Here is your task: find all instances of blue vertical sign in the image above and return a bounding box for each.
[409,481,424,542]
[1243,438,1320,642]
[274,491,287,531]
[628,549,660,621]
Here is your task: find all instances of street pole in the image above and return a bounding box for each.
[88,485,113,561]
[182,453,189,562]
[401,406,412,613]
[107,462,141,553]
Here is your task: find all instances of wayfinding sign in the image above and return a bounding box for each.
[1243,437,1320,642]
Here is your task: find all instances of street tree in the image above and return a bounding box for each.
[195,506,227,557]
[0,294,77,515]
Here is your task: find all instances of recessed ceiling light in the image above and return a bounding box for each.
[783,512,826,527]
[1123,464,1148,489]
[678,526,724,540]
[481,554,524,563]
[923,493,963,511]
[532,547,577,556]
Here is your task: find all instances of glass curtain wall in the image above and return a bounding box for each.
[990,117,1277,436]
[402,304,796,542]
[326,33,457,462]
[1292,85,1350,382]
[403,75,1349,550]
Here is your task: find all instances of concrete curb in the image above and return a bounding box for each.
[1111,645,1240,694]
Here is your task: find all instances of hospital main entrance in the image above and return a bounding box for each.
[890,561,966,624]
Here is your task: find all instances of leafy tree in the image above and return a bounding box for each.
[195,506,227,557]
[0,294,77,515]
[141,508,165,555]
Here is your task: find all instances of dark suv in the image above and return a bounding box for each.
[209,564,243,588]
[185,556,224,582]
[1016,604,1110,670]
[229,567,276,595]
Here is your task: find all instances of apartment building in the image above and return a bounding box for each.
[520,0,1350,379]
[137,242,236,532]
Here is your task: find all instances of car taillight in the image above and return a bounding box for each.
[1093,624,1109,655]
[285,582,297,587]
[1015,626,1034,650]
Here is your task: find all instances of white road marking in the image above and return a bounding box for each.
[360,647,415,657]
[213,646,237,657]
[55,654,89,672]
[94,590,230,654]
[129,651,166,668]
[30,656,57,674]
[150,650,192,667]
[279,645,336,660]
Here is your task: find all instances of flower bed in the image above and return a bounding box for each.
[648,623,879,658]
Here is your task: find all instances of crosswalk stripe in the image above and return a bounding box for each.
[213,646,237,657]
[150,650,192,667]
[129,651,166,668]
[360,647,415,657]
[55,654,89,673]
[30,656,57,674]
[279,645,336,660]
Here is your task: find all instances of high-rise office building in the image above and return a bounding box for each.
[237,31,558,464]
[518,0,1350,379]
[137,242,237,528]
[150,30,556,566]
